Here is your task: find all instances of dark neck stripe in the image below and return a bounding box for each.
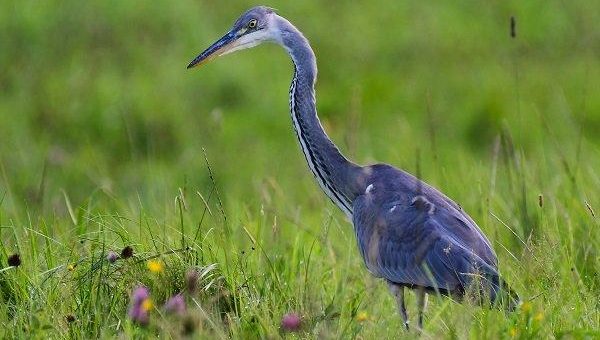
[289,68,352,215]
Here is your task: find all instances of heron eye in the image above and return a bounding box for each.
[247,19,257,29]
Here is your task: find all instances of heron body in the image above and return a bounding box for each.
[188,6,519,330]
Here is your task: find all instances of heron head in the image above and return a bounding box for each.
[187,6,279,69]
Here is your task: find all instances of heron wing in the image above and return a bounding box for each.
[352,191,499,292]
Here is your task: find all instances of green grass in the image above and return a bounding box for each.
[0,0,598,338]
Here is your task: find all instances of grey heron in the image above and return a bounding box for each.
[187,6,520,330]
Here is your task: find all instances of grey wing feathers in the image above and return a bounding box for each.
[353,191,499,294]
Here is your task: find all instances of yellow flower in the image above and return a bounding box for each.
[356,311,369,322]
[147,259,164,273]
[520,301,532,313]
[141,299,154,312]
[67,263,75,271]
[534,312,544,322]
[509,327,518,337]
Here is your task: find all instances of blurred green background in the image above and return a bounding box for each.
[1,0,597,215]
[0,0,598,337]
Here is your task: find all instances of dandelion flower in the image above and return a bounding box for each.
[534,312,544,322]
[7,254,21,267]
[281,312,301,332]
[509,327,518,337]
[141,299,154,312]
[147,259,164,273]
[356,311,369,322]
[67,263,76,271]
[520,301,532,313]
[164,294,186,315]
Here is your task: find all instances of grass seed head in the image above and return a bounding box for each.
[121,246,134,259]
[185,269,199,293]
[7,254,21,267]
[182,314,198,335]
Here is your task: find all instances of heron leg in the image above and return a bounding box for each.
[388,282,409,330]
[416,287,428,330]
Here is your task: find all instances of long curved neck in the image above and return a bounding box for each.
[276,17,360,217]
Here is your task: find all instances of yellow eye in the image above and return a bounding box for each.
[248,19,257,29]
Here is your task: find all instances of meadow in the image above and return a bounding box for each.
[0,0,598,338]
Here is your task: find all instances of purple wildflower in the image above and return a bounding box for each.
[132,286,149,303]
[106,251,118,263]
[281,312,302,332]
[164,294,186,315]
[128,286,151,325]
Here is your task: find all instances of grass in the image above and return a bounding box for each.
[0,0,599,338]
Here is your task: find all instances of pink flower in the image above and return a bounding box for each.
[128,286,151,325]
[131,286,149,303]
[281,312,302,332]
[106,251,118,263]
[164,294,186,315]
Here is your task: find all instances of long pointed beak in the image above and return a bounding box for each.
[187,31,237,69]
